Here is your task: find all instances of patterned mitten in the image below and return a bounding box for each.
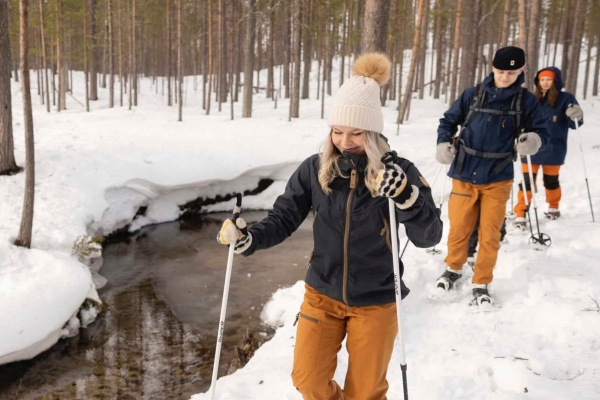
[376,164,420,210]
[217,218,253,254]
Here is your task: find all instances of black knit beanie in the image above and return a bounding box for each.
[492,46,525,70]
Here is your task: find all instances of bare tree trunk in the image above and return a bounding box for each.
[56,0,66,111]
[561,0,577,78]
[433,0,444,99]
[89,0,98,100]
[0,0,19,175]
[242,0,256,117]
[117,0,123,106]
[525,0,540,88]
[267,0,274,99]
[302,0,313,99]
[593,16,600,97]
[132,0,137,106]
[290,0,301,118]
[361,0,391,53]
[418,0,429,99]
[177,0,182,121]
[398,0,426,124]
[283,3,290,98]
[339,0,347,87]
[15,0,35,248]
[449,0,463,105]
[582,32,593,99]
[83,0,89,111]
[565,0,588,94]
[517,0,527,54]
[500,0,511,47]
[108,0,114,108]
[167,0,172,106]
[38,0,50,112]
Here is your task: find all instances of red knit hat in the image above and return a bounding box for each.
[538,69,555,80]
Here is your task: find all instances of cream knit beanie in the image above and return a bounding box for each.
[327,53,391,133]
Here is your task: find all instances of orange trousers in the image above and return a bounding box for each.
[291,285,398,400]
[445,179,512,285]
[514,164,561,218]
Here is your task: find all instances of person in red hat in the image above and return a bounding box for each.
[513,67,584,226]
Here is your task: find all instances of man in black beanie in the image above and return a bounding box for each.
[433,46,550,308]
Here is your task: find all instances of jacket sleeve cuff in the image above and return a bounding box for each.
[394,184,420,210]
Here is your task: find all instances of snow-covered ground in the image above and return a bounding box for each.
[1,49,600,399]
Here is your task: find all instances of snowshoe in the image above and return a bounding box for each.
[544,208,561,220]
[470,286,494,307]
[513,217,527,231]
[435,269,462,291]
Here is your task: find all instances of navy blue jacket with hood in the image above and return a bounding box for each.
[527,67,584,165]
[437,72,550,184]
[242,151,443,307]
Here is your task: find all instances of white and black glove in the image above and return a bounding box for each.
[516,132,542,155]
[217,217,253,254]
[566,104,583,120]
[377,154,419,210]
[436,142,456,165]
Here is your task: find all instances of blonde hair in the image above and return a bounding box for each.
[318,130,391,196]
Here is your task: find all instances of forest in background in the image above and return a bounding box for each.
[2,0,599,120]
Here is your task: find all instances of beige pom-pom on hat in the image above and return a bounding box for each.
[327,53,391,133]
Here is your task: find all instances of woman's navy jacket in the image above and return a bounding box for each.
[527,67,584,166]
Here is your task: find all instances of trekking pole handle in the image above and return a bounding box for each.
[232,193,248,236]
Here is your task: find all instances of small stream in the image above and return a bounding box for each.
[0,212,313,400]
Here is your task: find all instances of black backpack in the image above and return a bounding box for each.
[453,83,528,176]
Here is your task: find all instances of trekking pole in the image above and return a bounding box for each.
[381,151,409,400]
[574,118,595,222]
[517,158,535,236]
[430,163,444,191]
[209,193,245,400]
[427,165,450,255]
[524,154,552,249]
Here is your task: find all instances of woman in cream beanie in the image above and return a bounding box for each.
[216,53,442,399]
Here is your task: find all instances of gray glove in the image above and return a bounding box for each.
[565,104,583,120]
[436,142,456,164]
[516,132,542,155]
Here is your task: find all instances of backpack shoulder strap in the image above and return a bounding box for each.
[512,87,528,137]
[463,83,485,128]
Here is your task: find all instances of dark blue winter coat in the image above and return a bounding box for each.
[438,73,549,184]
[526,67,584,165]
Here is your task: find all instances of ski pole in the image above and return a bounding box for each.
[429,163,444,191]
[524,154,551,248]
[518,157,534,236]
[574,118,595,222]
[210,193,244,400]
[427,165,449,255]
[381,151,409,400]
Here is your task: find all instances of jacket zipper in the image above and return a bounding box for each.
[380,217,393,253]
[343,169,358,305]
[293,312,319,326]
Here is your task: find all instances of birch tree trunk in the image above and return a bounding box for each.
[242,0,256,117]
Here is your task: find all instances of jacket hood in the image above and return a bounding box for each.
[534,67,564,90]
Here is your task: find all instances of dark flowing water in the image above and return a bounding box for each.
[0,212,313,400]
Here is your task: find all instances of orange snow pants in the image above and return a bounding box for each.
[445,179,512,285]
[291,284,398,400]
[514,164,561,218]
